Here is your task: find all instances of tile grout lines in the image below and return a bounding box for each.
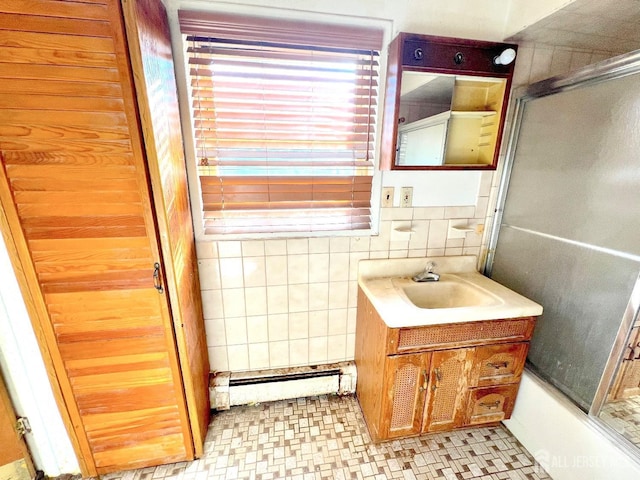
[102,395,551,480]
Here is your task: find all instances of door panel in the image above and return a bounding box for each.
[0,0,192,475]
[491,66,640,410]
[384,353,431,438]
[121,0,210,455]
[423,348,473,432]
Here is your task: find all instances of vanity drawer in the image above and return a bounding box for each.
[389,317,535,354]
[466,384,519,425]
[471,343,528,387]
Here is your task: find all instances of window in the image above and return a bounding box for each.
[179,11,383,235]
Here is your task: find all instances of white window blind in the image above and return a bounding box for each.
[179,11,382,235]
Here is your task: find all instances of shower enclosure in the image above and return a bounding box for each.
[487,50,640,452]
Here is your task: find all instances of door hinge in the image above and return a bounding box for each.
[16,417,31,436]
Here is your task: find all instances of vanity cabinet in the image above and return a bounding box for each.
[355,288,534,441]
[380,33,516,170]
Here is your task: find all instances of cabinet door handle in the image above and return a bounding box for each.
[479,400,501,410]
[635,342,640,360]
[153,262,164,293]
[431,368,442,391]
[419,369,428,392]
[486,361,509,369]
[434,367,442,382]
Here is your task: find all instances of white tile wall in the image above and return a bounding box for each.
[198,200,486,372]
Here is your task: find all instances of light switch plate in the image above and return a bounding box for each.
[400,187,413,208]
[381,187,394,207]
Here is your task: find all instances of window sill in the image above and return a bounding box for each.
[196,227,377,242]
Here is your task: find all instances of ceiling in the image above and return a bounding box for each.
[507,0,640,55]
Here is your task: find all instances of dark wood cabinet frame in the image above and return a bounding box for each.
[379,33,517,171]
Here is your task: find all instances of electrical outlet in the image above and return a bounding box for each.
[400,187,413,208]
[381,187,394,207]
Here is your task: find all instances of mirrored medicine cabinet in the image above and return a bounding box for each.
[379,33,517,170]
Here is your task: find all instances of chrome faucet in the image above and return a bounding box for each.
[412,261,440,282]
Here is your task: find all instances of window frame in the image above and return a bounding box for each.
[173,8,390,240]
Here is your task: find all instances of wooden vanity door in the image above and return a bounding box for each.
[422,348,473,432]
[0,0,193,475]
[383,353,431,439]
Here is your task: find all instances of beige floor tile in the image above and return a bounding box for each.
[104,395,551,480]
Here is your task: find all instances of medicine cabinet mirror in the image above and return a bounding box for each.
[379,33,517,170]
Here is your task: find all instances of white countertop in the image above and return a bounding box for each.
[358,256,543,328]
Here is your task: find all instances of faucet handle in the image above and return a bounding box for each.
[426,261,436,273]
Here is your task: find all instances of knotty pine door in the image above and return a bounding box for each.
[0,0,207,475]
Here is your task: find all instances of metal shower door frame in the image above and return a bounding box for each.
[485,47,640,457]
[486,49,640,276]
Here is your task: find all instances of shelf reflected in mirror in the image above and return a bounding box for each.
[396,72,506,168]
[379,33,516,171]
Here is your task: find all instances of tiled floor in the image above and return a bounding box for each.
[600,395,640,447]
[103,395,550,480]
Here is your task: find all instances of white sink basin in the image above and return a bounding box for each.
[392,274,502,309]
[357,256,543,327]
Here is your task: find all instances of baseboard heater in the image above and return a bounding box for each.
[209,361,357,410]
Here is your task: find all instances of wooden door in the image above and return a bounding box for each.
[610,325,640,400]
[0,373,35,480]
[0,0,193,475]
[422,348,473,432]
[383,353,431,439]
[121,0,210,456]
